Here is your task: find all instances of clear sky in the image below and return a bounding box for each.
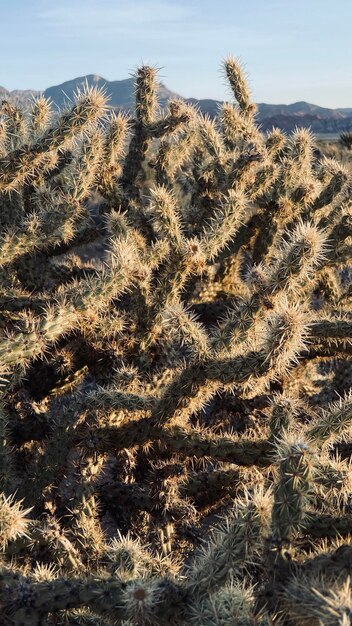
[1,0,351,107]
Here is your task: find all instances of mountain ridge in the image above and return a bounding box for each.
[1,74,351,134]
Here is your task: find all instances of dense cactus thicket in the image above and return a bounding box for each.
[0,57,351,625]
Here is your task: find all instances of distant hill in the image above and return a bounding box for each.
[0,86,39,108]
[189,99,352,133]
[1,74,352,134]
[44,74,181,111]
[255,101,352,133]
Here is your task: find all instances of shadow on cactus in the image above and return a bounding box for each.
[0,56,351,625]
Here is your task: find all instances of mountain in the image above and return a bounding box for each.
[257,101,346,119]
[0,86,39,108]
[255,101,352,133]
[184,98,352,133]
[1,74,351,134]
[44,74,181,111]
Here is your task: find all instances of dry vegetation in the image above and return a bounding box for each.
[0,57,351,625]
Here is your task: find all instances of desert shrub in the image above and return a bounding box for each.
[0,58,351,625]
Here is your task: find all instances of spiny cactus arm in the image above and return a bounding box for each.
[265,127,287,158]
[0,131,105,268]
[290,178,318,208]
[6,518,85,572]
[245,205,279,266]
[146,185,184,250]
[65,453,106,562]
[44,148,74,182]
[161,300,211,361]
[227,142,266,192]
[135,65,158,126]
[317,195,352,229]
[147,100,191,140]
[0,305,78,379]
[339,131,352,150]
[247,162,280,203]
[200,189,247,261]
[324,222,352,267]
[78,419,272,467]
[309,454,348,505]
[155,375,223,431]
[57,235,137,316]
[103,111,129,164]
[38,210,111,262]
[313,267,342,303]
[0,569,187,625]
[188,582,262,626]
[0,492,32,549]
[197,114,225,160]
[265,221,328,294]
[0,240,135,377]
[120,65,164,199]
[147,302,309,425]
[59,610,111,625]
[100,533,164,581]
[303,341,352,360]
[101,466,246,512]
[220,101,261,150]
[271,434,315,539]
[140,239,207,347]
[97,112,129,199]
[303,513,352,537]
[64,127,105,199]
[312,158,349,212]
[309,319,352,343]
[223,56,256,116]
[268,393,299,441]
[29,96,52,140]
[160,426,272,466]
[17,395,86,508]
[153,130,195,188]
[146,360,220,426]
[211,294,262,351]
[279,575,352,626]
[0,210,59,268]
[287,127,314,177]
[0,286,48,315]
[251,185,330,270]
[120,125,148,199]
[86,387,153,412]
[186,487,271,595]
[0,100,27,150]
[306,391,352,446]
[0,86,107,192]
[214,209,262,264]
[0,119,8,156]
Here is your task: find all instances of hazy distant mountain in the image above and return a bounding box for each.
[337,107,352,115]
[254,101,352,133]
[44,74,181,111]
[1,74,352,134]
[257,101,346,119]
[0,86,39,108]
[186,99,352,133]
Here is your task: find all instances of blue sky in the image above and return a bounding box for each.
[1,0,351,106]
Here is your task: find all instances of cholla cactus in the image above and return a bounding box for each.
[0,56,350,625]
[339,131,352,151]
